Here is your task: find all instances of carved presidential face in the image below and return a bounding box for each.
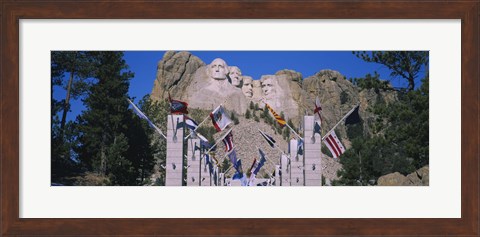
[228,66,242,87]
[208,58,229,80]
[260,75,276,99]
[241,76,253,98]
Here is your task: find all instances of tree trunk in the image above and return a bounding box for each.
[60,71,74,139]
[60,52,78,139]
[407,76,415,92]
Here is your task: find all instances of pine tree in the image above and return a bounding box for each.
[76,52,136,185]
[353,51,428,91]
[51,51,95,183]
[249,101,255,110]
[138,95,169,185]
[245,109,251,119]
[51,51,95,138]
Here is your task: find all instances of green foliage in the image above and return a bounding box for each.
[254,103,259,111]
[249,101,255,110]
[261,106,269,119]
[346,120,364,140]
[231,112,240,125]
[351,72,391,92]
[74,51,161,186]
[287,119,295,131]
[353,51,428,91]
[321,144,333,158]
[189,108,216,142]
[220,158,231,173]
[137,95,169,185]
[336,76,429,185]
[254,115,260,122]
[282,126,290,140]
[340,91,349,104]
[51,51,97,137]
[245,109,251,119]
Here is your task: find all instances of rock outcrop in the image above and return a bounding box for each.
[151,51,205,101]
[302,69,397,148]
[377,165,429,186]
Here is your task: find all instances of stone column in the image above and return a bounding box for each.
[280,154,290,186]
[219,173,224,186]
[274,165,280,186]
[186,138,201,186]
[165,114,184,186]
[200,154,212,186]
[304,116,322,186]
[290,138,304,186]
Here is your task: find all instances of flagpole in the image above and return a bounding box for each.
[219,146,236,162]
[285,123,303,141]
[258,129,288,158]
[199,127,234,162]
[184,98,229,140]
[322,105,359,141]
[127,99,167,139]
[260,98,303,141]
[254,145,276,167]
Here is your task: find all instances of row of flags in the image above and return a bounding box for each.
[129,91,362,186]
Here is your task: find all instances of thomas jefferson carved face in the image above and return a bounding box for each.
[260,75,276,99]
[208,58,229,80]
[228,66,242,87]
[241,76,253,98]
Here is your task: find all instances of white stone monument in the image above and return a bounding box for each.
[304,116,322,186]
[290,139,304,186]
[186,138,201,186]
[274,165,280,186]
[280,154,290,186]
[165,114,185,186]
[200,154,212,186]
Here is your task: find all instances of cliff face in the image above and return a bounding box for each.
[150,51,205,101]
[302,70,397,147]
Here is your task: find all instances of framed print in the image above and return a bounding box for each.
[1,1,478,236]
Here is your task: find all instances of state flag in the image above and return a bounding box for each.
[265,103,286,127]
[259,130,276,148]
[168,92,188,114]
[323,130,346,159]
[345,105,361,125]
[222,130,234,152]
[210,105,232,132]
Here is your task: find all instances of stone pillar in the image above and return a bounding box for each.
[219,173,224,186]
[280,154,290,186]
[165,114,185,186]
[274,165,280,186]
[304,116,322,186]
[290,139,304,186]
[200,154,212,186]
[186,138,201,186]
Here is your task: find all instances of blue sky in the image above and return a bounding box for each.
[54,51,427,121]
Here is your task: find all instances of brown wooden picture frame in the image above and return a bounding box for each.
[1,1,478,236]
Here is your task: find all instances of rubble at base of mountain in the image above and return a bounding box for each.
[377,165,429,186]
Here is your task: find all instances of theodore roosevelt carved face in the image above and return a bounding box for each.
[228,66,242,87]
[208,58,229,80]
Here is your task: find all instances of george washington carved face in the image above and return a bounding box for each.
[208,58,229,80]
